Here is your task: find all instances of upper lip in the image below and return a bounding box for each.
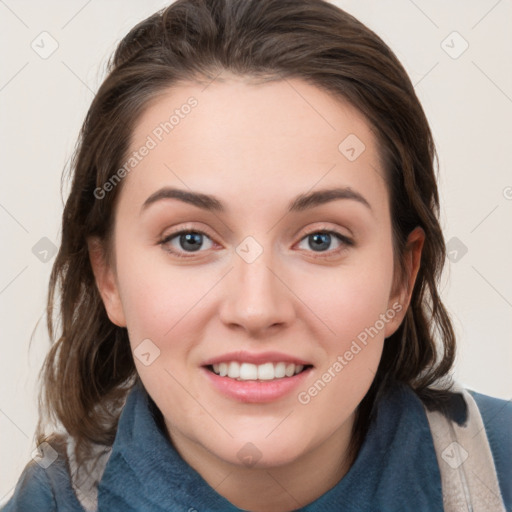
[202,350,312,367]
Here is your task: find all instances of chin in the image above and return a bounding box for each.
[209,431,312,470]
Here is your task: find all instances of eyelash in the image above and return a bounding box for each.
[158,227,354,260]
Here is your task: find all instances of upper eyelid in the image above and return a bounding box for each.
[161,225,216,243]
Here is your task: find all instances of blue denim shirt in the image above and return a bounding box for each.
[2,379,511,511]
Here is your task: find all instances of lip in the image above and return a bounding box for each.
[201,365,313,403]
[202,350,312,366]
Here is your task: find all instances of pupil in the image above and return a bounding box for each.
[180,232,202,252]
[310,233,330,251]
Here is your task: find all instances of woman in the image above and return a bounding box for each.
[2,0,510,511]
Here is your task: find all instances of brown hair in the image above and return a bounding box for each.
[36,0,456,473]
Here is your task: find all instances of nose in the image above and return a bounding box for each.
[218,246,296,337]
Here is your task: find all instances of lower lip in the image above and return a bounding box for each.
[201,366,313,403]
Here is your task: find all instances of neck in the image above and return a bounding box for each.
[165,412,357,512]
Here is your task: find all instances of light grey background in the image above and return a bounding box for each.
[1,0,511,503]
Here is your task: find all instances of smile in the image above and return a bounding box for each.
[202,360,314,403]
[208,361,311,381]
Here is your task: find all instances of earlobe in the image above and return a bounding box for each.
[384,226,425,338]
[87,236,127,327]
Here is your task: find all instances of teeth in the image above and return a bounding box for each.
[274,362,286,378]
[240,362,258,380]
[257,362,275,380]
[210,361,306,381]
[228,361,240,378]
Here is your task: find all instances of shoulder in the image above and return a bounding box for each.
[469,388,512,440]
[1,435,86,512]
[469,389,512,509]
[412,382,511,511]
[1,460,56,511]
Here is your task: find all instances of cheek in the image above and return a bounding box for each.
[297,264,393,416]
[114,242,207,338]
[116,261,205,400]
[114,249,226,400]
[311,246,395,346]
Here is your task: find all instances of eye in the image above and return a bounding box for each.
[159,227,354,259]
[296,230,353,256]
[159,229,215,258]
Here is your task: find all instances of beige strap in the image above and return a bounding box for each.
[66,435,111,512]
[424,384,506,511]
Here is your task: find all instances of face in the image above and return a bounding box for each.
[90,76,422,471]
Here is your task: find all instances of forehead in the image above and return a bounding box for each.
[122,77,388,217]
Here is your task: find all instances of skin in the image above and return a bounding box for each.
[89,75,424,512]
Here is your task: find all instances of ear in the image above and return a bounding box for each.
[384,226,425,338]
[87,236,127,327]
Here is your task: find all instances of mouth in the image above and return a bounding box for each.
[205,361,314,381]
[201,357,314,403]
[200,351,314,402]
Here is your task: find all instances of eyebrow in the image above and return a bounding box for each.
[140,186,372,214]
